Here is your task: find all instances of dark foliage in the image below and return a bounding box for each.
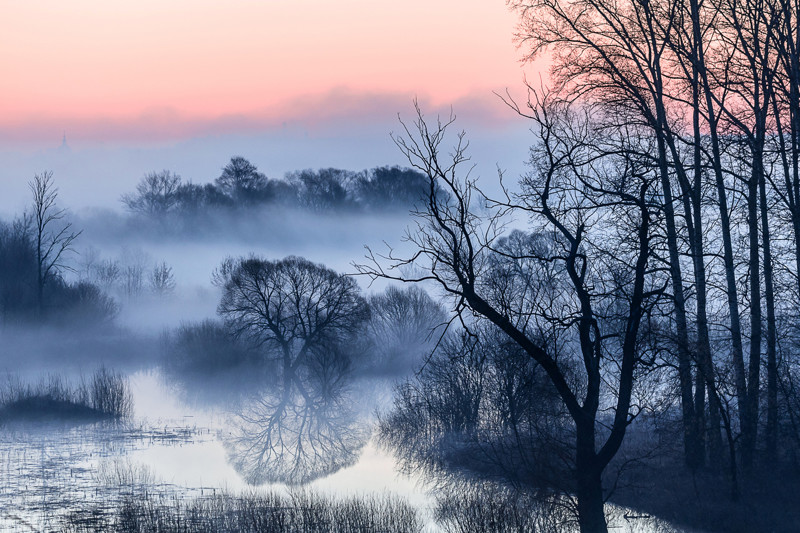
[365,285,447,374]
[378,326,570,492]
[0,217,37,320]
[121,157,439,223]
[163,320,264,377]
[0,217,116,326]
[353,166,437,209]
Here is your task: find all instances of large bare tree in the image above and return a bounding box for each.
[215,255,370,373]
[359,100,662,533]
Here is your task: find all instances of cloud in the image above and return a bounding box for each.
[0,87,521,145]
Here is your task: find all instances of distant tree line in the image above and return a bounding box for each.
[122,157,443,219]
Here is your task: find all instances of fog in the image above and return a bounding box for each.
[73,209,417,331]
[0,135,462,530]
[6,0,800,527]
[1,102,779,533]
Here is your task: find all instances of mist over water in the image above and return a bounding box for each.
[0,116,725,533]
[6,0,800,527]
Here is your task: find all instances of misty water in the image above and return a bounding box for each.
[0,207,689,532]
[0,367,433,531]
[0,368,686,532]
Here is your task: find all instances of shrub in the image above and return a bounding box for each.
[89,367,133,418]
[163,320,262,376]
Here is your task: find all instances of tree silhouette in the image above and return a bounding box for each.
[29,171,81,317]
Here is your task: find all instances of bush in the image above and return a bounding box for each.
[435,482,570,533]
[89,367,133,418]
[163,320,263,376]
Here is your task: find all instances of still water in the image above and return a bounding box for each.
[0,369,689,532]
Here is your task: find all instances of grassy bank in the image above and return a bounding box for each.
[0,368,132,423]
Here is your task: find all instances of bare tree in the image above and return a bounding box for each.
[29,171,81,316]
[94,259,121,291]
[121,170,182,216]
[149,261,176,296]
[367,285,447,372]
[358,101,661,533]
[215,256,370,372]
[119,247,151,298]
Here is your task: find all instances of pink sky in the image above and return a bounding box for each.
[0,0,529,142]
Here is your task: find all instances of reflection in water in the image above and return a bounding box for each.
[224,357,371,486]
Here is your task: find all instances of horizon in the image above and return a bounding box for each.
[0,1,541,215]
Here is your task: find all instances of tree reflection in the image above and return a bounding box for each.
[224,352,371,485]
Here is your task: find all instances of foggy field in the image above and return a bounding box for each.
[0,194,695,531]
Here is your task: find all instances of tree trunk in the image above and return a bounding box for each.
[760,163,778,463]
[679,0,723,467]
[741,143,764,470]
[576,422,608,533]
[657,148,699,470]
[705,102,748,454]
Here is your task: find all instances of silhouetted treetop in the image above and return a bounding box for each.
[121,157,441,220]
[215,156,270,204]
[214,255,370,371]
[121,170,181,216]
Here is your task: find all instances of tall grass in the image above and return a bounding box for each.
[0,368,132,421]
[89,367,133,418]
[63,490,422,533]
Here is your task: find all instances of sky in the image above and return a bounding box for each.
[0,0,543,212]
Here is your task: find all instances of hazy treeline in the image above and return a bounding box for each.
[1,158,432,326]
[163,258,446,385]
[161,257,447,487]
[0,173,180,327]
[76,246,176,300]
[121,157,441,220]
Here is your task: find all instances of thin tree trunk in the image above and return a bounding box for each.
[742,145,764,470]
[656,135,699,469]
[644,9,700,467]
[760,162,778,462]
[697,59,749,448]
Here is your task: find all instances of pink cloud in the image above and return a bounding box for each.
[0,88,523,144]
